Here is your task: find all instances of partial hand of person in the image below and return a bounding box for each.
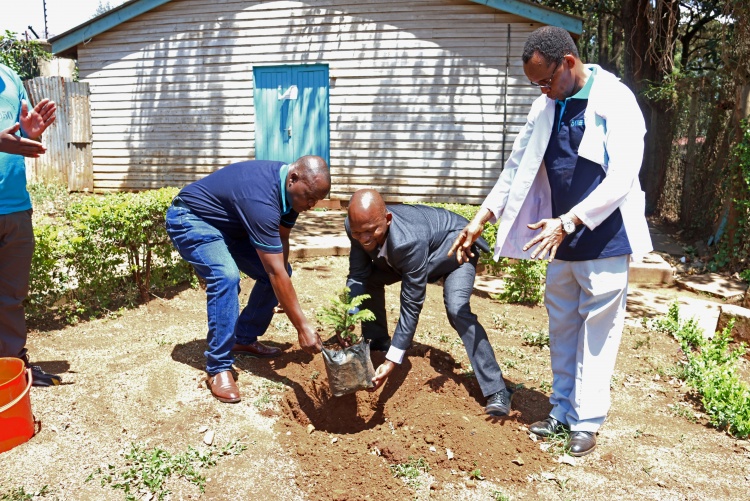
[368,359,396,392]
[297,323,322,354]
[522,218,566,260]
[448,222,482,264]
[0,123,46,157]
[19,98,56,140]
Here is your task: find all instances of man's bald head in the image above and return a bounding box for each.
[290,155,331,193]
[286,155,331,212]
[347,189,391,252]
[349,189,387,222]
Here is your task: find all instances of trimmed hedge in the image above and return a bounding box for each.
[27,187,193,323]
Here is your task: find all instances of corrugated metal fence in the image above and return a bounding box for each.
[23,77,93,192]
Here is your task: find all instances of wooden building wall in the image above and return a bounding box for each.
[76,0,543,203]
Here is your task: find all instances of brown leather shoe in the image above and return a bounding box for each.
[231,341,282,358]
[207,370,241,403]
[568,431,596,457]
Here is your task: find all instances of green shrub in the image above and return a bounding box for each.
[494,259,547,305]
[65,188,189,302]
[423,202,497,250]
[26,187,193,323]
[26,223,69,319]
[652,302,750,438]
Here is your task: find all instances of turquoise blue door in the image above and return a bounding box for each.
[253,65,330,165]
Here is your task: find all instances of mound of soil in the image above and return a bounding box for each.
[242,340,550,500]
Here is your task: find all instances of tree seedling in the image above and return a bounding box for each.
[317,287,376,345]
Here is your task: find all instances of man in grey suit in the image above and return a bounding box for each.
[344,189,513,416]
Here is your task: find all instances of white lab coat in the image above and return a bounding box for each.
[481,65,653,261]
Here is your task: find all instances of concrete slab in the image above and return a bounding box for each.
[718,304,750,342]
[473,274,505,298]
[626,285,721,337]
[629,253,674,285]
[648,223,686,256]
[675,273,748,302]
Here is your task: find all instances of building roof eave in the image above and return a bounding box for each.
[468,0,583,35]
[50,0,582,56]
[49,0,172,55]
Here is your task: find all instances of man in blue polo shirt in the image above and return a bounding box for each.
[166,155,330,403]
[451,27,651,456]
[0,63,61,387]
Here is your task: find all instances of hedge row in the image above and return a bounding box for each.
[27,187,193,324]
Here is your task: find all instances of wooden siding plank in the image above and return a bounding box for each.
[78,0,544,200]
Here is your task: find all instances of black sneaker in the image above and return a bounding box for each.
[485,387,513,417]
[18,349,62,387]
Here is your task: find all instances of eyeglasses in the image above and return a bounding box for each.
[529,59,563,90]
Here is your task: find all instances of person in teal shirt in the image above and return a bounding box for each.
[0,63,60,386]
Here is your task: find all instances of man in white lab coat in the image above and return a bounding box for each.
[450,26,651,456]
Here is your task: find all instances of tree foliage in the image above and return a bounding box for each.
[316,288,376,344]
[0,30,50,80]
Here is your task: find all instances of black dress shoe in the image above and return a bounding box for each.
[485,387,514,417]
[529,416,569,438]
[568,431,596,456]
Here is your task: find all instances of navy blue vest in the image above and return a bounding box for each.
[543,72,631,261]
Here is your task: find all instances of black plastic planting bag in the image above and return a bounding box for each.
[321,339,375,397]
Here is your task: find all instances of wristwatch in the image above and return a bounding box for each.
[559,214,576,235]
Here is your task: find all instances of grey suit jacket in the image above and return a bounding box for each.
[346,204,489,351]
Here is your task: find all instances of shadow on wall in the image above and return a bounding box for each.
[80,1,539,199]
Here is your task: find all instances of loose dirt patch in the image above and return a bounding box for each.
[1,256,749,500]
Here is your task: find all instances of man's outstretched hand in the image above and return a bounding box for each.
[448,223,481,264]
[19,98,56,140]
[0,123,46,157]
[522,218,566,261]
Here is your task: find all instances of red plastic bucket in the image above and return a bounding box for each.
[0,357,34,453]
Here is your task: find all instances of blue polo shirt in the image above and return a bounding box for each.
[544,67,631,261]
[178,160,298,253]
[0,64,33,215]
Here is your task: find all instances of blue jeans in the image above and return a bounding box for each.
[165,198,290,375]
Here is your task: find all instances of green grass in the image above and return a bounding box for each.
[668,403,698,423]
[521,329,550,349]
[652,302,750,438]
[389,456,430,489]
[632,335,652,350]
[468,468,484,480]
[0,486,49,501]
[86,441,246,500]
[491,489,512,501]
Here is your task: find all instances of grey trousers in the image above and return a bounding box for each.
[360,258,505,398]
[544,255,630,433]
[0,209,34,358]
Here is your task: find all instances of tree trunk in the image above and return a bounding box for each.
[621,0,681,214]
[644,106,678,214]
[611,15,624,75]
[598,14,610,69]
[622,0,657,212]
[680,86,701,226]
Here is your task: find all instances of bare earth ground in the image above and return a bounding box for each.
[2,255,750,500]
